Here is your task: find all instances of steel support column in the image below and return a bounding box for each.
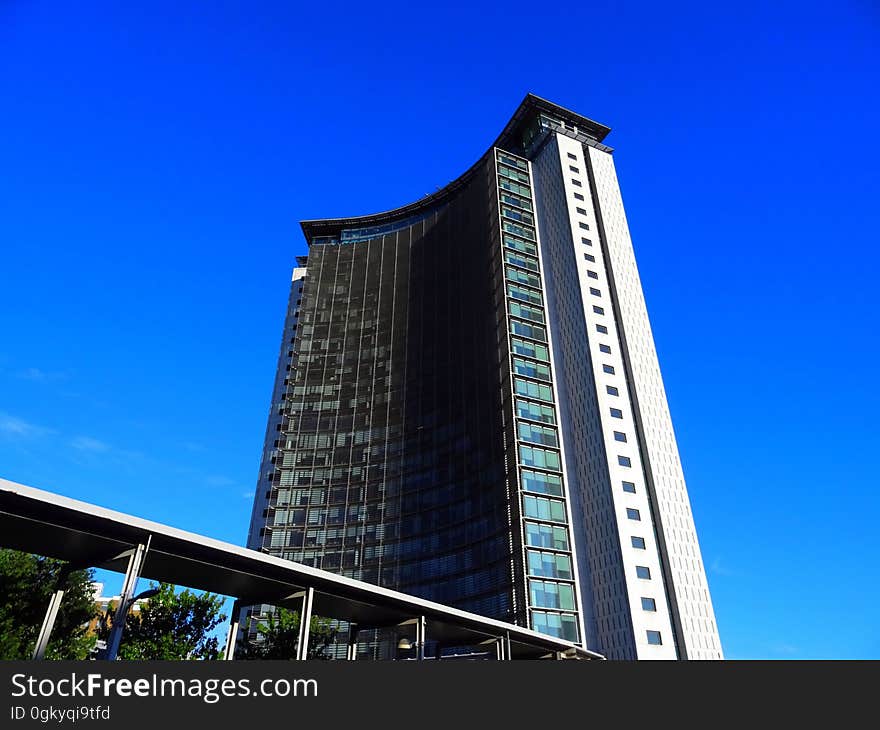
[104,538,151,661]
[32,567,73,660]
[295,587,314,661]
[346,624,359,661]
[223,600,242,660]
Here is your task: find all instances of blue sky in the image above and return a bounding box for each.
[1,1,878,659]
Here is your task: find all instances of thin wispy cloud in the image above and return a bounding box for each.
[70,436,111,453]
[16,367,67,382]
[0,412,54,438]
[205,475,236,487]
[709,557,737,577]
[242,490,255,499]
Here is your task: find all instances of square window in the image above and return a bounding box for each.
[618,455,632,467]
[636,565,651,579]
[603,364,615,374]
[567,152,577,160]
[641,597,656,612]
[584,253,595,262]
[581,237,592,246]
[631,536,646,549]
[590,287,601,297]
[627,507,641,520]
[573,192,585,201]
[622,480,636,493]
[614,431,627,442]
[599,343,611,353]
[610,407,623,418]
[606,385,619,396]
[593,305,604,315]
[596,324,608,333]
[576,207,587,215]
[647,630,662,645]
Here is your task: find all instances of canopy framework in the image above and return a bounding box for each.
[0,478,603,661]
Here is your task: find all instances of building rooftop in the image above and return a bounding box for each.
[300,94,611,245]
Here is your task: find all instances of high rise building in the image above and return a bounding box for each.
[245,94,722,660]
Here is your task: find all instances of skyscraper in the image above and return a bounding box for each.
[245,94,722,660]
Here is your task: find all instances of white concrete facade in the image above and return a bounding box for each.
[586,146,722,659]
[530,130,721,659]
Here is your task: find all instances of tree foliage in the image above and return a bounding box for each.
[0,549,97,660]
[103,582,227,660]
[238,607,337,660]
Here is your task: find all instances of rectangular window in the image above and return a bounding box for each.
[572,179,582,187]
[631,536,646,549]
[569,166,579,173]
[510,320,547,342]
[523,494,566,522]
[504,234,538,256]
[584,253,595,262]
[627,508,641,521]
[593,305,604,314]
[531,611,579,642]
[514,377,554,402]
[502,205,535,226]
[636,565,651,579]
[606,385,619,396]
[527,550,573,580]
[647,630,663,645]
[567,152,577,160]
[579,222,590,230]
[519,444,562,471]
[509,301,545,324]
[513,357,552,381]
[599,343,611,353]
[576,207,587,215]
[622,481,637,493]
[573,192,585,201]
[525,521,569,550]
[504,250,540,272]
[497,153,528,170]
[529,579,576,610]
[506,267,541,289]
[588,270,599,280]
[603,364,615,374]
[518,422,559,447]
[521,469,563,496]
[614,431,627,442]
[590,287,601,297]
[610,407,623,418]
[499,178,532,198]
[596,323,608,333]
[581,237,592,246]
[508,284,543,306]
[641,597,657,612]
[516,399,557,425]
[618,455,632,467]
[503,222,536,241]
[511,337,550,362]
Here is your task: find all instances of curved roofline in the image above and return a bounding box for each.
[300,93,612,244]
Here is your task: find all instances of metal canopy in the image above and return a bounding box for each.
[0,478,602,660]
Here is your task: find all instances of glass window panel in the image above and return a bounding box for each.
[520,469,563,496]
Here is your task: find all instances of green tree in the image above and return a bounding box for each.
[238,607,337,660]
[0,549,97,660]
[103,582,227,660]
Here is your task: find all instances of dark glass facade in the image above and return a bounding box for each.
[264,157,519,621]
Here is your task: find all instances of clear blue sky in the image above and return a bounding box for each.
[1,1,878,659]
